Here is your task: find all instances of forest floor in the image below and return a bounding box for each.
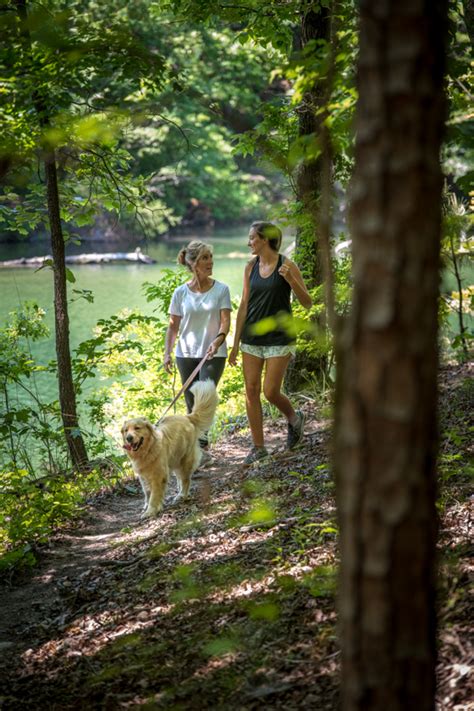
[0,364,472,710]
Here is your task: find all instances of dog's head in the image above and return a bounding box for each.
[121,418,155,455]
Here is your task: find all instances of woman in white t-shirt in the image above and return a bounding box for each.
[164,240,231,452]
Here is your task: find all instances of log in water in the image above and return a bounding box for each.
[0,247,156,267]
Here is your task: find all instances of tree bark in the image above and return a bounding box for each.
[44,154,89,469]
[294,5,330,288]
[285,3,330,390]
[334,2,447,709]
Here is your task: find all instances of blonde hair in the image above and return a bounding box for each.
[177,240,212,272]
[250,221,282,252]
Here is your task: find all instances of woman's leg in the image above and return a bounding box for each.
[176,357,227,414]
[262,355,295,421]
[197,357,227,448]
[200,357,226,387]
[175,357,200,413]
[242,352,265,447]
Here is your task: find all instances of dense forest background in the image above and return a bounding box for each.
[0,0,304,242]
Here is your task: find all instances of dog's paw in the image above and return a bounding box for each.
[140,508,158,519]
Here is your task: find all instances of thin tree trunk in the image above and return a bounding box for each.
[44,154,88,468]
[449,231,469,359]
[294,5,330,288]
[334,2,447,709]
[285,3,330,390]
[15,0,88,469]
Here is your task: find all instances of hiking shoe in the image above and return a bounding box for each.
[287,410,305,450]
[243,446,269,466]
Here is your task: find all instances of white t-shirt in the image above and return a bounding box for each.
[169,280,232,358]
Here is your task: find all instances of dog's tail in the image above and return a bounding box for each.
[187,379,218,435]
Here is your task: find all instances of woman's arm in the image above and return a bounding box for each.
[164,314,181,373]
[206,308,231,359]
[278,259,313,309]
[228,260,254,366]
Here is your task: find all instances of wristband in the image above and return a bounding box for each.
[215,332,227,341]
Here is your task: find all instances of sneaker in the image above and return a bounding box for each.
[243,445,269,466]
[287,410,305,450]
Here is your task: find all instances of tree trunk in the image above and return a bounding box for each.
[44,154,88,469]
[285,4,330,390]
[294,5,330,288]
[15,0,88,470]
[334,2,447,709]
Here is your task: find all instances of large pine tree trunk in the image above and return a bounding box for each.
[44,154,88,469]
[334,2,447,709]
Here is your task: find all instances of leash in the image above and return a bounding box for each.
[155,352,210,426]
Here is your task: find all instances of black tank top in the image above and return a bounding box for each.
[242,254,294,346]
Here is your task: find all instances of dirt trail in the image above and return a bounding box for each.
[0,496,138,663]
[0,422,307,674]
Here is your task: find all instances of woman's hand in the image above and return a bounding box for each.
[279,259,312,309]
[278,261,295,285]
[228,346,239,366]
[163,353,173,374]
[206,342,219,360]
[164,314,181,374]
[206,332,226,360]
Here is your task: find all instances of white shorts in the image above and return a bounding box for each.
[240,343,296,360]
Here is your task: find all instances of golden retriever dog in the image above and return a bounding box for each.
[122,380,218,518]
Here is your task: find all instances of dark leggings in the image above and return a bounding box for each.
[176,356,226,447]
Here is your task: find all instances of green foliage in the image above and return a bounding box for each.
[234,4,357,186]
[245,597,280,621]
[290,249,352,384]
[0,0,288,239]
[162,0,301,52]
[0,300,131,566]
[0,464,124,570]
[202,634,240,658]
[438,376,473,516]
[143,267,188,313]
[0,303,67,473]
[444,6,474,195]
[0,301,132,567]
[121,19,287,227]
[440,191,474,361]
[0,0,172,236]
[303,564,337,598]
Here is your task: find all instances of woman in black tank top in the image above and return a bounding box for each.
[229,222,312,465]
